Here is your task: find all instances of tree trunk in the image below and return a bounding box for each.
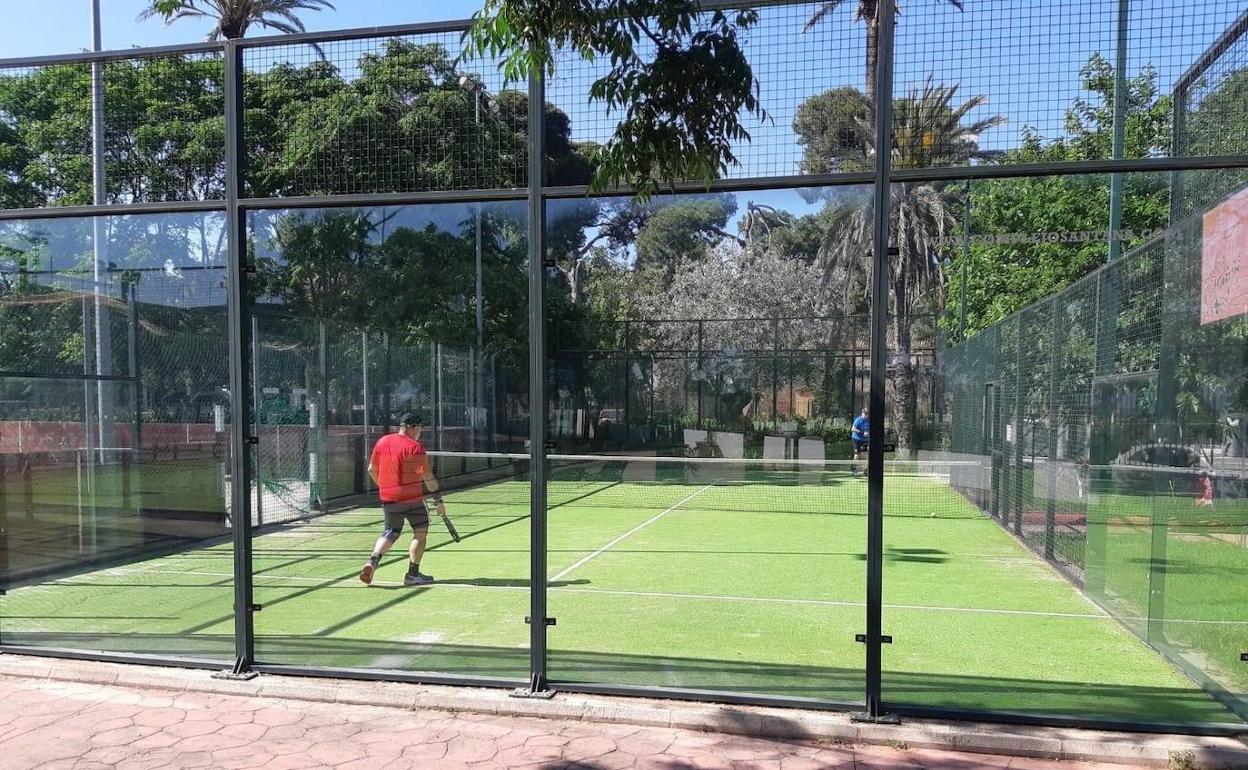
[891,272,916,457]
[865,16,879,104]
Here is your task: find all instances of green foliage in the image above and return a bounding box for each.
[245,40,592,197]
[945,54,1173,337]
[792,86,870,174]
[634,195,737,272]
[0,56,225,207]
[464,0,765,197]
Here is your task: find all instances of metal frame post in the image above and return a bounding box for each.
[362,330,371,493]
[251,314,264,525]
[315,320,328,509]
[516,65,553,698]
[1107,0,1130,263]
[858,0,897,723]
[220,39,256,680]
[696,321,705,429]
[622,321,631,448]
[1045,298,1060,560]
[90,0,113,465]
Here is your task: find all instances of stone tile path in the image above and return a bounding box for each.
[0,676,1147,769]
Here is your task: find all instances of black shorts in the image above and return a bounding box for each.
[381,500,429,537]
[852,439,868,453]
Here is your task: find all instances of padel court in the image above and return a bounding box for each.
[2,455,1243,726]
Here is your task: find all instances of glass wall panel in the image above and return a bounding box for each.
[246,201,530,679]
[544,186,870,701]
[890,169,1246,726]
[0,211,234,660]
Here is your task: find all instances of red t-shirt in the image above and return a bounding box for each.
[370,433,428,503]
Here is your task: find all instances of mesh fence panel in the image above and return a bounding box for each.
[894,0,1245,169]
[1174,9,1248,217]
[0,53,225,209]
[546,1,869,182]
[242,31,527,197]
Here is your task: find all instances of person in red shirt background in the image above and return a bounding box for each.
[359,412,448,587]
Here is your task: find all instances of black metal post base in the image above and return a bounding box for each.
[510,674,556,699]
[212,657,258,681]
[852,711,901,725]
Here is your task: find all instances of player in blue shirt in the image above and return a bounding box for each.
[851,409,869,477]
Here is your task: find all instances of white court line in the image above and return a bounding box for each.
[76,566,1127,621]
[39,565,1248,625]
[549,481,721,582]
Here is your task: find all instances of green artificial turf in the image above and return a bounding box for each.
[2,465,1244,726]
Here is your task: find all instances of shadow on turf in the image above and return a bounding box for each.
[852,547,950,564]
[370,577,592,589]
[1,631,1237,725]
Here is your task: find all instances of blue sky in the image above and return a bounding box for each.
[0,1,484,55]
[0,0,1240,222]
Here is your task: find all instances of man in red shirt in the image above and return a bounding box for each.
[359,412,448,587]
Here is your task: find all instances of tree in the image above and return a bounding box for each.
[245,40,592,198]
[815,79,1002,453]
[793,87,871,175]
[545,193,736,303]
[0,56,224,207]
[142,0,334,40]
[946,54,1173,336]
[802,0,964,102]
[464,0,765,197]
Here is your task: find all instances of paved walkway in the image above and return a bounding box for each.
[0,676,1147,770]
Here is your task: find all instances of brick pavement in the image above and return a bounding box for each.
[0,675,1153,770]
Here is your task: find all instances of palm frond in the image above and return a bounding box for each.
[802,0,852,33]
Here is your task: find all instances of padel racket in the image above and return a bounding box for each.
[441,514,462,542]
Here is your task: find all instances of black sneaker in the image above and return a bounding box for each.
[403,572,434,587]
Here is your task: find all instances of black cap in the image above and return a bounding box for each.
[399,411,425,427]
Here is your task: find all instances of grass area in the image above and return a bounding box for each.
[1,461,1244,726]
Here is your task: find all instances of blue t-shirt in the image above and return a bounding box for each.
[852,415,869,442]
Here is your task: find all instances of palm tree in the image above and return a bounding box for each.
[818,79,1002,453]
[803,0,964,102]
[140,0,335,40]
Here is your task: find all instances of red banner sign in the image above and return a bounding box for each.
[1202,187,1248,325]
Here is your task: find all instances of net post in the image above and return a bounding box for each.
[860,0,897,723]
[221,38,257,680]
